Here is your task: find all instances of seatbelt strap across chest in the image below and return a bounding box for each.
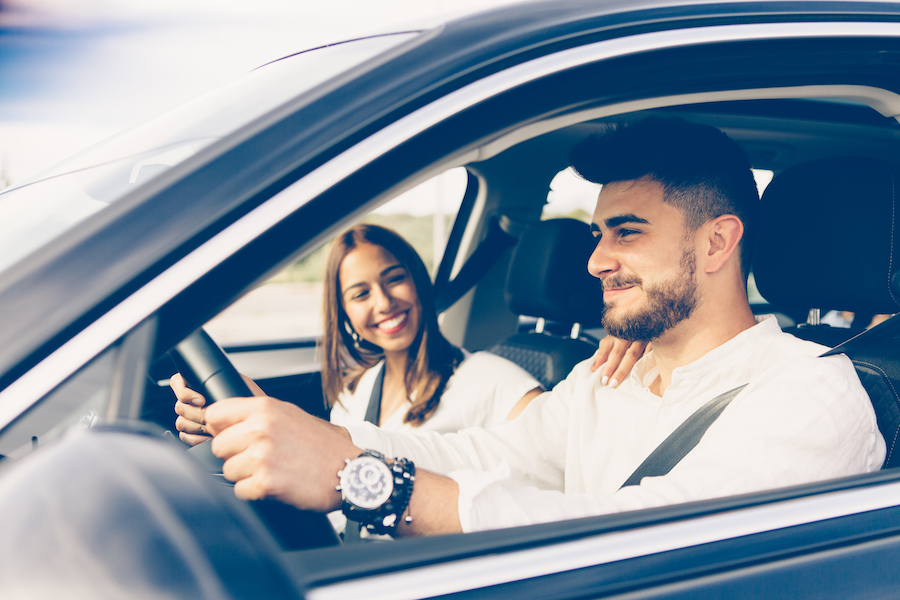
[344,364,386,543]
[619,383,749,489]
[619,321,896,491]
[363,363,385,425]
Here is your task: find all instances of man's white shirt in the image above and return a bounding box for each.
[346,316,886,532]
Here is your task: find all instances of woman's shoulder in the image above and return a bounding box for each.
[452,350,539,387]
[436,350,541,427]
[458,350,529,370]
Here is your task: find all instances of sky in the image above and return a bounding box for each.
[0,0,522,186]
[0,0,771,219]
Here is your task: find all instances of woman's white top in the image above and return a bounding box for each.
[330,350,541,432]
[329,350,541,536]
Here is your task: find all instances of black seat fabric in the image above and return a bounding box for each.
[754,156,900,468]
[489,218,604,389]
[840,335,900,469]
[755,157,900,316]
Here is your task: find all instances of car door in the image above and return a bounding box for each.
[4,3,900,599]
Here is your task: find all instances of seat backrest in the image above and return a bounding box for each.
[754,156,900,468]
[489,218,604,389]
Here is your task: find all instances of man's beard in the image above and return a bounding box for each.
[601,248,698,343]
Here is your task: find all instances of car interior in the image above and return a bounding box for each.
[147,97,900,566]
[5,26,900,597]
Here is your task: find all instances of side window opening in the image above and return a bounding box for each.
[540,166,776,332]
[544,167,602,223]
[542,166,774,221]
[204,168,469,348]
[0,318,156,462]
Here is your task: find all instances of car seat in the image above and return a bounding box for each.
[754,156,900,468]
[488,218,605,390]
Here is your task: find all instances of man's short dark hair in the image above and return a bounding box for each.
[570,117,759,279]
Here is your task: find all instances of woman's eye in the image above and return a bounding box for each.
[388,273,407,284]
[351,290,368,301]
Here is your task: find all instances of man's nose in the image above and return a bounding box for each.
[587,237,617,280]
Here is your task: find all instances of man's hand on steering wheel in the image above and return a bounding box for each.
[173,371,265,446]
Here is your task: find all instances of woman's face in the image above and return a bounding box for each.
[339,242,422,358]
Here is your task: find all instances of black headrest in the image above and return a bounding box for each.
[754,156,900,315]
[505,218,604,326]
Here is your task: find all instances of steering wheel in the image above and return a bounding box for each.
[170,329,340,550]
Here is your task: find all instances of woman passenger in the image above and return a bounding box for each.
[324,223,542,432]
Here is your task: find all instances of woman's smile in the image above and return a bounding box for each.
[374,310,409,334]
[340,242,422,356]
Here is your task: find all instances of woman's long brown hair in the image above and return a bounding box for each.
[321,224,463,426]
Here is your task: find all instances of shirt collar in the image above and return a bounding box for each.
[629,314,782,389]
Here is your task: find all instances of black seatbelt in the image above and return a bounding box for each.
[344,364,386,543]
[434,217,518,314]
[619,384,748,489]
[821,312,900,358]
[620,313,900,489]
[363,364,385,425]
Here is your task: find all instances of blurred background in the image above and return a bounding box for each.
[0,0,522,187]
[0,0,773,345]
[0,0,608,345]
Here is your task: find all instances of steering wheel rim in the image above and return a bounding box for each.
[170,328,340,550]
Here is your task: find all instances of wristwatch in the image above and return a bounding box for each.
[337,450,416,535]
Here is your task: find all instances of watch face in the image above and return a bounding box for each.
[340,455,394,510]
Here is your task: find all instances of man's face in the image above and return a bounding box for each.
[589,178,699,343]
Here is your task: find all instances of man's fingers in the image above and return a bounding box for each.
[232,473,276,502]
[175,415,208,435]
[174,400,206,425]
[221,445,274,498]
[179,431,212,446]
[204,396,263,436]
[210,415,258,462]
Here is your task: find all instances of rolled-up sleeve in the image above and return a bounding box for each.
[345,367,578,511]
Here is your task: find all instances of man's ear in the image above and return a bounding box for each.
[702,214,744,274]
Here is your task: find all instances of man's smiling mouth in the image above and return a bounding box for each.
[602,276,642,293]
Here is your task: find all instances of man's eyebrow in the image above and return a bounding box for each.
[604,214,650,229]
[590,214,650,236]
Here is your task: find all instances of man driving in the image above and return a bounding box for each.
[174,117,885,536]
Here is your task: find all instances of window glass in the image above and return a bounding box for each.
[542,167,774,222]
[204,168,469,347]
[0,34,416,278]
[544,167,602,223]
[0,346,117,461]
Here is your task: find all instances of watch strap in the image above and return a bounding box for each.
[339,450,416,535]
